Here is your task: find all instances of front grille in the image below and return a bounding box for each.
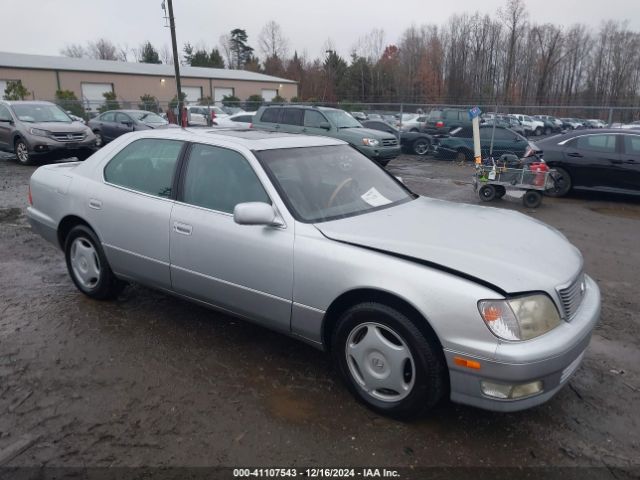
[51,132,86,142]
[556,271,585,319]
[382,138,398,147]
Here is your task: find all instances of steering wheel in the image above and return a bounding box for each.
[327,178,354,208]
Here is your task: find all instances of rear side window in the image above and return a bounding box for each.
[576,135,617,153]
[445,111,458,121]
[182,144,270,213]
[104,139,183,197]
[281,109,304,126]
[260,108,281,123]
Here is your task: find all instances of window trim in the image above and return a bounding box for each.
[175,141,277,219]
[101,138,188,201]
[622,134,640,156]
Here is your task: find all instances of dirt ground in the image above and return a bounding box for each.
[0,151,639,475]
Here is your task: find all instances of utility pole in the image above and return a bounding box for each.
[163,0,183,126]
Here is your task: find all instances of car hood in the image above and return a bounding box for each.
[25,121,87,133]
[314,196,582,294]
[341,127,396,140]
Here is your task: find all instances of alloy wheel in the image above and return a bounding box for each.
[15,141,30,164]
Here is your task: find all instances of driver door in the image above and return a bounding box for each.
[170,143,294,333]
[115,112,134,138]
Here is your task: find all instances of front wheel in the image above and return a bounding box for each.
[479,184,496,201]
[331,303,446,418]
[64,225,124,300]
[14,139,33,165]
[412,138,430,156]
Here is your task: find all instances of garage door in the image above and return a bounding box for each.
[181,86,203,104]
[214,87,234,105]
[81,83,113,112]
[262,89,278,102]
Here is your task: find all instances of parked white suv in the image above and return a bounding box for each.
[510,114,544,136]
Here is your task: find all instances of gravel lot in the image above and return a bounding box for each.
[0,151,638,475]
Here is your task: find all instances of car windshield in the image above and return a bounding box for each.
[257,145,414,223]
[13,104,71,123]
[322,110,362,129]
[129,111,167,124]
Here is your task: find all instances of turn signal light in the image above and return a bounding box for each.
[453,356,481,370]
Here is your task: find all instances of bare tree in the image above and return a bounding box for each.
[60,44,86,58]
[498,0,528,102]
[87,38,118,61]
[258,20,289,60]
[160,44,174,65]
[219,34,232,68]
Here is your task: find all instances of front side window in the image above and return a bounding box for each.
[623,135,640,155]
[576,134,617,153]
[104,139,183,197]
[322,110,362,129]
[182,144,270,214]
[257,145,414,223]
[115,112,131,124]
[304,110,327,128]
[100,112,115,122]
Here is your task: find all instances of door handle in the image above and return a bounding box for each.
[625,159,637,164]
[173,222,193,235]
[567,152,583,158]
[88,198,102,209]
[609,159,623,164]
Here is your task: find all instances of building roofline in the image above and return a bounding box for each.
[0,51,297,85]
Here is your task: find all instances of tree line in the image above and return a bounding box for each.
[59,0,640,108]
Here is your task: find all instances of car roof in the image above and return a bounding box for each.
[2,100,55,106]
[135,127,347,151]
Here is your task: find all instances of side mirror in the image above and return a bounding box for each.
[234,202,282,226]
[319,122,331,130]
[122,120,133,127]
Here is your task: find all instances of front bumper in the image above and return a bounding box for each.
[445,275,600,412]
[356,145,401,161]
[26,135,96,155]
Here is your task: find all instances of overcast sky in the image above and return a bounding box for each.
[3,0,640,61]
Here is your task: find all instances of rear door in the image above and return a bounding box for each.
[563,134,620,188]
[114,112,134,139]
[619,134,640,192]
[98,112,118,141]
[279,108,304,134]
[87,138,185,289]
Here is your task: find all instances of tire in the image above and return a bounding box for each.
[412,138,430,156]
[544,127,552,136]
[14,138,33,166]
[331,302,446,419]
[535,127,543,136]
[64,225,124,300]
[546,167,572,197]
[495,185,507,198]
[94,131,103,148]
[479,184,496,202]
[455,149,470,162]
[523,189,543,208]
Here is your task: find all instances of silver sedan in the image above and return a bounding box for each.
[26,129,600,418]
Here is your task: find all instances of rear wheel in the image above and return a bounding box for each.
[523,189,543,208]
[14,139,33,165]
[535,127,543,136]
[331,302,446,418]
[546,167,572,197]
[495,185,507,198]
[412,138,430,156]
[64,225,124,300]
[455,149,470,162]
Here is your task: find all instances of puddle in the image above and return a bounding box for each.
[265,388,316,423]
[0,208,22,223]
[589,206,640,220]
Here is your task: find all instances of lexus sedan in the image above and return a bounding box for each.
[27,129,600,418]
[540,129,640,197]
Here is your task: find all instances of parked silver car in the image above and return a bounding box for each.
[26,129,600,418]
[0,100,96,165]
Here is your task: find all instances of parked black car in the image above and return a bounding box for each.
[539,129,640,197]
[88,110,175,146]
[362,120,433,156]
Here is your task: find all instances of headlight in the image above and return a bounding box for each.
[478,294,561,341]
[30,128,50,137]
[362,138,380,147]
